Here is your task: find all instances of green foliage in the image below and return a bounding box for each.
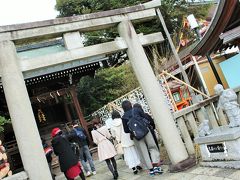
[160,1,212,40]
[55,0,147,16]
[55,0,148,46]
[55,0,212,43]
[0,116,11,133]
[77,63,139,115]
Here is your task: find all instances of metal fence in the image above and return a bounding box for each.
[91,84,240,157]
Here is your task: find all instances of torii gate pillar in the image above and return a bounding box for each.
[118,20,195,171]
[0,41,52,179]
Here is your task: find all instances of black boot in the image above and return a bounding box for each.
[113,171,118,179]
[79,171,86,180]
[132,167,138,174]
[114,170,119,178]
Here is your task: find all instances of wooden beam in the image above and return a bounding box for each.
[173,95,219,119]
[70,86,93,146]
[162,71,210,99]
[156,8,199,104]
[220,26,240,44]
[30,88,69,103]
[63,98,72,123]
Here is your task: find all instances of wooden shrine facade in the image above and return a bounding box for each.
[0,40,101,172]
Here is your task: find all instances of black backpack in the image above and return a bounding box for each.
[70,142,80,157]
[127,110,149,140]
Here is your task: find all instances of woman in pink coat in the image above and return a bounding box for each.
[91,121,118,179]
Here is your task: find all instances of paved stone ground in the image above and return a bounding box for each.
[55,159,240,180]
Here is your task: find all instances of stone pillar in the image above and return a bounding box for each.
[118,20,194,169]
[63,31,84,50]
[0,41,52,179]
[70,86,93,146]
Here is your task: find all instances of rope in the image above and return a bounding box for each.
[194,144,201,163]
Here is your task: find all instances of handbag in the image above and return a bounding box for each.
[114,127,124,155]
[115,142,124,155]
[96,130,114,145]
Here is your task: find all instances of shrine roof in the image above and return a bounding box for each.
[0,39,101,95]
[191,0,240,56]
[220,26,240,44]
[0,61,100,95]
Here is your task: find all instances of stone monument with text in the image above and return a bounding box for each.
[195,84,240,169]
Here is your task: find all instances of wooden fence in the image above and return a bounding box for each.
[173,87,240,156]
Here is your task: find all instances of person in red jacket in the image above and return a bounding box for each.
[51,127,85,180]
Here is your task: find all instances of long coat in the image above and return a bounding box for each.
[91,126,117,161]
[110,118,134,148]
[51,134,78,172]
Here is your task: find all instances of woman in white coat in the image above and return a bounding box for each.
[91,121,118,179]
[111,111,142,174]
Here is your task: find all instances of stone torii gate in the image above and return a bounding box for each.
[0,0,194,179]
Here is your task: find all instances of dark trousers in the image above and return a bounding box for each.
[105,157,117,175]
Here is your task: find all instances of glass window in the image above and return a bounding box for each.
[173,92,181,103]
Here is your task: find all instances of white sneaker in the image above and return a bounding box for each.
[86,171,91,177]
[92,171,97,175]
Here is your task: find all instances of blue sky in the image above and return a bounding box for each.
[0,0,59,26]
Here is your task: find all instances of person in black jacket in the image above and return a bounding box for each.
[121,100,163,177]
[51,128,85,180]
[68,124,96,177]
[133,103,159,149]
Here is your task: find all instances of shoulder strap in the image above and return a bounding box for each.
[96,129,110,141]
[131,109,134,117]
[73,128,81,137]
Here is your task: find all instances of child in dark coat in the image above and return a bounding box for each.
[51,128,85,180]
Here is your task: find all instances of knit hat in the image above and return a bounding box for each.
[51,128,61,138]
[73,124,78,128]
